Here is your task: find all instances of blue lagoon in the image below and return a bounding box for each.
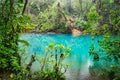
[20,34,102,80]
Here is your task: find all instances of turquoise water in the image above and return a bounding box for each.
[20,33,102,80]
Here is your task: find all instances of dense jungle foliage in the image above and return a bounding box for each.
[0,0,120,80]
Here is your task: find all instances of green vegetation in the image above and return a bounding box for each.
[0,0,120,80]
[33,43,70,80]
[0,0,22,74]
[88,0,120,80]
[0,0,32,79]
[89,36,120,80]
[7,43,70,80]
[21,0,93,33]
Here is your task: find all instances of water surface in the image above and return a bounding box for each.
[20,33,102,80]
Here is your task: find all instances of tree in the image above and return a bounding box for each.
[0,0,30,76]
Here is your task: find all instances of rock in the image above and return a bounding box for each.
[71,28,83,35]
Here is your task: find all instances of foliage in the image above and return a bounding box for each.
[73,17,88,30]
[37,9,57,31]
[3,43,70,80]
[88,0,120,80]
[89,35,120,80]
[70,0,93,31]
[36,2,67,33]
[83,0,120,35]
[25,0,94,33]
[0,0,120,80]
[14,15,35,32]
[88,11,98,22]
[0,0,32,77]
[0,0,20,73]
[26,0,68,33]
[34,43,70,80]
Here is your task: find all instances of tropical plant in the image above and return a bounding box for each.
[37,1,67,33]
[34,43,70,80]
[88,0,120,80]
[0,0,32,79]
[9,43,71,80]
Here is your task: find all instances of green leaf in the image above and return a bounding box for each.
[18,39,29,46]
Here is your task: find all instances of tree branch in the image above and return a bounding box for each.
[22,0,28,15]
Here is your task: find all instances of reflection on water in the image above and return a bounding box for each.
[65,59,93,80]
[20,33,102,80]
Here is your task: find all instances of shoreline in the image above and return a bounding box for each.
[23,28,84,35]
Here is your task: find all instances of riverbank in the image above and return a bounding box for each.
[23,27,84,35]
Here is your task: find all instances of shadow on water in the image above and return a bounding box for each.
[20,33,102,80]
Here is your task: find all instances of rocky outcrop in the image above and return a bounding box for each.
[68,17,83,35]
[71,28,83,35]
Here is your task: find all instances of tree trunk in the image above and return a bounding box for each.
[22,0,28,15]
[79,0,83,15]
